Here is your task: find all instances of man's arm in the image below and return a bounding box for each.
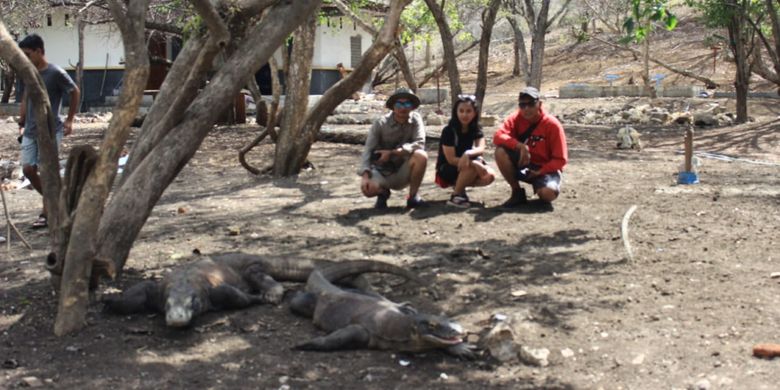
[399,112,425,155]
[18,91,27,135]
[63,86,80,136]
[492,113,520,151]
[537,122,568,174]
[358,119,381,176]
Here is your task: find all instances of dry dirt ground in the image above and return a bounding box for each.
[2,22,780,389]
[1,94,778,389]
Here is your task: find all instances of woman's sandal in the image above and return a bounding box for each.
[32,215,47,229]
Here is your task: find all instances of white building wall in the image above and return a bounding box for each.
[25,9,124,70]
[312,18,370,69]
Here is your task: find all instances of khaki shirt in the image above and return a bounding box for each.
[359,111,426,175]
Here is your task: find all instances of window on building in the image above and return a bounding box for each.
[46,14,52,26]
[350,35,362,68]
[65,14,71,27]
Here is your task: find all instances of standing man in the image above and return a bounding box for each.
[493,87,567,208]
[359,88,427,209]
[17,34,80,228]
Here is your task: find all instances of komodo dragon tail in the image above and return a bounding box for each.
[306,260,426,296]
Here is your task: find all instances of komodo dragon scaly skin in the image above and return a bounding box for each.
[102,253,403,328]
[289,261,475,358]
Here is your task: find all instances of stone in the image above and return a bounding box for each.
[480,114,499,127]
[483,322,518,362]
[417,88,449,105]
[519,346,550,367]
[561,348,575,358]
[689,378,711,390]
[21,376,44,387]
[693,112,718,126]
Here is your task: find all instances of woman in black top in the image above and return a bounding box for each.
[435,95,495,208]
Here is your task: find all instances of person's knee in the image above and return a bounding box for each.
[495,146,510,161]
[537,187,558,202]
[410,149,428,163]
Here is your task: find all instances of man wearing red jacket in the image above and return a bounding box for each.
[493,87,568,208]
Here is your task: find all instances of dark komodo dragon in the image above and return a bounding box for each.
[103,253,419,328]
[290,261,474,358]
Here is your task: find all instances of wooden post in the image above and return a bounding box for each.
[684,124,694,172]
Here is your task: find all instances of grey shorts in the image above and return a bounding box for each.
[370,158,412,190]
[21,132,63,167]
[505,147,563,194]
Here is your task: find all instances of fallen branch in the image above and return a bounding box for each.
[621,204,638,262]
[0,187,33,250]
[591,36,719,89]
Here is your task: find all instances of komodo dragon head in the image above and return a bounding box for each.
[404,307,467,349]
[164,285,205,327]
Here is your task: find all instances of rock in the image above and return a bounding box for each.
[424,113,444,126]
[483,322,518,362]
[561,348,575,358]
[21,376,43,387]
[770,272,780,278]
[417,88,449,105]
[693,112,718,126]
[519,346,550,367]
[631,353,645,365]
[689,378,711,390]
[480,114,499,127]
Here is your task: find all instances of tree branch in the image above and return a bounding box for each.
[591,36,719,88]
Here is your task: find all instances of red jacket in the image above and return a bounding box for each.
[493,107,568,174]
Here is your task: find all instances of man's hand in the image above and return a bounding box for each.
[374,149,392,164]
[526,169,541,179]
[360,173,372,196]
[63,118,74,136]
[518,143,530,166]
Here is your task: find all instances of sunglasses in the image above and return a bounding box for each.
[518,100,537,109]
[394,100,415,109]
[458,94,476,102]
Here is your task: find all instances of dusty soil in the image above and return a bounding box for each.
[2,22,780,389]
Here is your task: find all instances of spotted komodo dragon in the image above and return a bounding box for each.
[103,252,421,328]
[290,261,475,358]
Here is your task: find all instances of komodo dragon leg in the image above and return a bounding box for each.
[294,324,371,351]
[207,283,273,310]
[242,264,285,304]
[102,281,163,314]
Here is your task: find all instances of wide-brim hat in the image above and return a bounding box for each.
[386,87,421,109]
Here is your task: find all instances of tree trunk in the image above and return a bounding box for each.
[97,0,323,277]
[273,0,410,176]
[507,16,529,78]
[75,17,85,112]
[274,12,317,176]
[424,0,461,104]
[0,23,62,266]
[475,0,501,108]
[53,0,151,337]
[527,0,551,88]
[729,1,750,123]
[1,66,13,103]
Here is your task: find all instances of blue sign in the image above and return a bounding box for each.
[604,74,620,86]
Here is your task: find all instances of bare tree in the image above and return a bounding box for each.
[475,0,502,108]
[272,0,411,176]
[504,0,571,88]
[423,0,462,103]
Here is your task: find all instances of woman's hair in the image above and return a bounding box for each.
[446,95,481,134]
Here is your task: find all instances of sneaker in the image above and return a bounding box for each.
[375,190,390,209]
[447,193,470,208]
[501,188,527,208]
[406,194,426,208]
[32,214,48,229]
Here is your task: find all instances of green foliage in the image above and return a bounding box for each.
[622,0,678,43]
[399,0,470,47]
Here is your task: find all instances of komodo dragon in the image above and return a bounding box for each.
[289,261,475,358]
[103,252,419,328]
